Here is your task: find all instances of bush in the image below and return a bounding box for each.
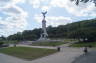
[0,42,4,46]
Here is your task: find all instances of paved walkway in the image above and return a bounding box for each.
[0,53,25,63]
[1,41,96,63]
[17,44,57,49]
[72,48,96,63]
[0,45,83,63]
[0,41,86,63]
[29,47,83,63]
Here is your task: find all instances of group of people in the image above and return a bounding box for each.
[57,46,91,54]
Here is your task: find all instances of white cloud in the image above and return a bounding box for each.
[14,0,96,18]
[0,0,28,36]
[0,0,24,9]
[50,0,96,17]
[50,0,65,8]
[34,14,72,27]
[27,0,51,11]
[41,6,50,11]
[47,16,72,26]
[27,0,49,8]
[28,0,40,8]
[26,0,96,17]
[0,0,95,36]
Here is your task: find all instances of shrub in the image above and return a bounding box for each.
[0,42,4,46]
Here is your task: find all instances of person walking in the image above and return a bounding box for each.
[57,46,61,52]
[84,46,88,54]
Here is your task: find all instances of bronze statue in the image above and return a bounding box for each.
[42,11,47,19]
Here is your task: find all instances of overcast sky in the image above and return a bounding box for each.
[0,0,96,36]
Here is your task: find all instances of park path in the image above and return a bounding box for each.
[16,44,57,49]
[0,44,84,63]
[72,49,96,63]
[28,47,83,63]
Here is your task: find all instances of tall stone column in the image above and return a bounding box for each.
[38,11,48,40]
[42,11,48,38]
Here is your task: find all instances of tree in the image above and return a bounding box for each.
[0,35,6,41]
[68,19,96,42]
[71,0,96,6]
[8,32,23,41]
[7,18,96,42]
[22,28,42,41]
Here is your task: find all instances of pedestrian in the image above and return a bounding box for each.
[84,46,88,54]
[57,46,61,51]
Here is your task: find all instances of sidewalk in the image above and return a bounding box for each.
[0,47,83,63]
[72,49,96,63]
[29,47,83,63]
[17,44,57,49]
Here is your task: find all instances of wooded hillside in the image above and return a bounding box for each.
[1,19,96,42]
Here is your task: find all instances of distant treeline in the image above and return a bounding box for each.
[1,19,96,42]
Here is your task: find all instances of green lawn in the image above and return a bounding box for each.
[0,40,18,44]
[0,47,57,60]
[32,42,65,46]
[63,39,78,42]
[70,42,96,47]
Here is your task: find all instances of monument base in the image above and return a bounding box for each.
[36,38,63,43]
[37,37,50,42]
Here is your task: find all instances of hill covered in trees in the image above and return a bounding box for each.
[1,19,96,42]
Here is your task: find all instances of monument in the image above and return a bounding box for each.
[38,11,49,41]
[36,11,62,42]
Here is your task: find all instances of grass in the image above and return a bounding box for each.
[63,39,78,42]
[32,42,65,46]
[0,47,57,60]
[70,42,96,47]
[0,40,18,44]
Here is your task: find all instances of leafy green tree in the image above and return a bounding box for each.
[7,18,96,42]
[22,28,42,41]
[0,35,6,41]
[68,19,96,42]
[71,0,96,6]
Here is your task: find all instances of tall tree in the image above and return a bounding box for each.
[71,0,96,6]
